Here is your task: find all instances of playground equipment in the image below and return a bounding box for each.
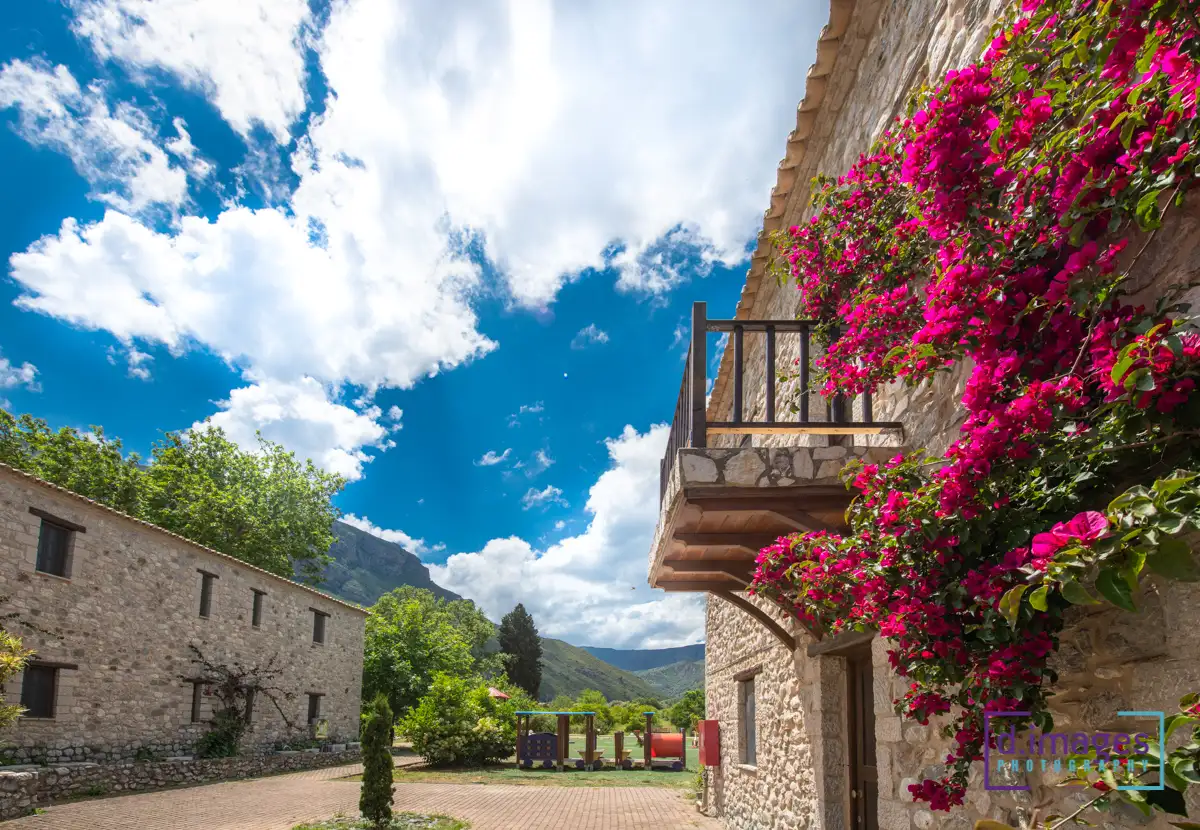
[515,711,603,771]
[641,712,687,772]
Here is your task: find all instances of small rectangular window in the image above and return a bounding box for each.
[738,676,757,766]
[198,571,217,618]
[312,610,328,644]
[35,519,72,577]
[191,682,204,723]
[307,693,323,724]
[251,590,265,627]
[21,665,58,719]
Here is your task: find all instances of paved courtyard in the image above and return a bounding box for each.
[1,761,720,830]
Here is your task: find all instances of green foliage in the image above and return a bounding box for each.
[398,674,516,767]
[666,689,705,732]
[362,587,494,718]
[292,814,468,830]
[0,408,344,583]
[195,709,246,759]
[497,604,542,700]
[571,689,611,732]
[360,695,395,829]
[0,630,32,729]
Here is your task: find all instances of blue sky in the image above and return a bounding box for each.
[0,0,823,649]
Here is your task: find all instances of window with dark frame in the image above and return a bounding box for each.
[35,518,72,577]
[21,665,58,719]
[198,570,216,618]
[191,681,204,723]
[738,675,757,766]
[251,590,265,627]
[312,610,328,644]
[307,693,323,724]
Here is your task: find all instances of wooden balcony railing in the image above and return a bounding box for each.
[659,301,902,501]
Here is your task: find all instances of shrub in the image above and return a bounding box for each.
[399,674,515,766]
[359,695,394,829]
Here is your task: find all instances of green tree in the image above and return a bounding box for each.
[0,410,144,514]
[141,425,343,583]
[0,630,32,729]
[0,409,344,584]
[667,689,705,732]
[362,587,489,718]
[359,694,394,828]
[573,689,612,733]
[497,603,542,699]
[399,674,515,766]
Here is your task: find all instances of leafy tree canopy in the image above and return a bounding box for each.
[497,603,542,699]
[0,409,344,583]
[362,587,496,717]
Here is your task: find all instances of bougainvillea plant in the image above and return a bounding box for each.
[749,0,1200,817]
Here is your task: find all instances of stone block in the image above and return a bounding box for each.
[725,451,767,486]
[681,453,719,484]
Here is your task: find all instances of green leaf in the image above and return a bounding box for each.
[1110,355,1135,384]
[1029,585,1050,611]
[1061,578,1100,605]
[1154,471,1198,497]
[1165,714,1199,740]
[1165,762,1191,792]
[1168,822,1200,829]
[999,584,1027,629]
[1147,537,1200,581]
[1136,189,1164,230]
[1096,569,1137,612]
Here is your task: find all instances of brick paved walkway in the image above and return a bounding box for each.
[2,760,719,829]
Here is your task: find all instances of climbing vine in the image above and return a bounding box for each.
[749,0,1200,815]
[184,644,300,758]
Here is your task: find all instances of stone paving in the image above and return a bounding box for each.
[1,759,720,830]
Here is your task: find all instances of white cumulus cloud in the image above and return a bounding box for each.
[571,324,609,349]
[432,423,704,648]
[70,0,313,143]
[521,484,567,511]
[0,59,190,213]
[0,353,40,393]
[197,377,394,481]
[476,448,512,466]
[340,512,429,556]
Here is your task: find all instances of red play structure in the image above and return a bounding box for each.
[642,712,687,772]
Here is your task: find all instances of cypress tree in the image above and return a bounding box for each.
[498,603,543,699]
[360,694,394,828]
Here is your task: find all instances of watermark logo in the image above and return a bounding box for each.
[983,710,1164,792]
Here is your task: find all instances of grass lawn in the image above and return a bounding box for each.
[292,814,467,830]
[365,734,701,790]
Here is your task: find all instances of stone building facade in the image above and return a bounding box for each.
[0,463,366,764]
[656,2,1200,830]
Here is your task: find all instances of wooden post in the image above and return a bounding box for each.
[615,731,625,769]
[516,714,526,764]
[680,727,687,771]
[586,714,595,770]
[644,713,653,770]
[690,302,707,448]
[557,714,569,771]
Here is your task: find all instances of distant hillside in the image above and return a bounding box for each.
[581,644,705,673]
[634,659,705,699]
[321,520,461,606]
[538,638,660,702]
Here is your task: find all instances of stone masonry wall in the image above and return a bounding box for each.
[701,1,1200,829]
[0,747,361,820]
[0,465,366,763]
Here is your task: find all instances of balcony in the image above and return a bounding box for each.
[648,302,906,610]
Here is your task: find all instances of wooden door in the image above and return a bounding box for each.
[848,655,878,830]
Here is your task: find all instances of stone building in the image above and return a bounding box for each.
[648,2,1200,829]
[0,462,366,763]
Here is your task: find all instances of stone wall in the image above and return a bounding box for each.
[0,746,361,820]
[0,464,367,762]
[699,1,1200,829]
